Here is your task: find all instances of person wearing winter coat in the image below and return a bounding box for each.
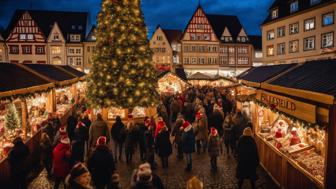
[87,136,115,189]
[40,132,53,178]
[72,120,88,163]
[53,126,68,147]
[65,162,93,189]
[181,121,196,171]
[67,111,78,141]
[111,116,126,162]
[171,114,184,160]
[155,126,172,168]
[88,113,111,151]
[137,122,148,161]
[208,128,221,172]
[125,119,138,164]
[81,114,92,129]
[144,118,156,169]
[223,113,234,155]
[53,136,72,189]
[8,137,30,189]
[194,112,208,154]
[169,97,181,124]
[107,173,121,189]
[130,163,164,189]
[236,127,259,189]
[154,117,165,139]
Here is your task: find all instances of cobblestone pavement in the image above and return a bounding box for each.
[29,143,279,189]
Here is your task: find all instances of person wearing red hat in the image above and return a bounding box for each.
[88,113,111,152]
[125,120,137,165]
[52,136,71,189]
[208,127,221,172]
[53,126,68,147]
[155,126,172,168]
[171,114,185,160]
[154,118,165,139]
[71,119,89,163]
[194,111,208,154]
[181,120,195,171]
[88,136,115,189]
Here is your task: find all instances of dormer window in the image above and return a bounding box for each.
[78,25,83,30]
[71,25,76,30]
[241,37,246,42]
[54,34,60,41]
[271,9,278,19]
[290,1,299,13]
[310,0,320,5]
[70,34,81,42]
[27,34,34,40]
[19,34,26,40]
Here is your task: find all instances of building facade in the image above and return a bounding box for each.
[83,26,96,73]
[249,35,263,66]
[181,5,254,77]
[149,26,182,71]
[4,10,88,70]
[262,0,336,64]
[0,34,7,62]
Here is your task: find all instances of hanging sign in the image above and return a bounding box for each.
[256,90,316,123]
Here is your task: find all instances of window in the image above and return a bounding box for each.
[255,52,263,58]
[35,46,45,54]
[289,40,299,53]
[289,23,299,34]
[204,34,210,40]
[190,34,196,40]
[304,36,315,51]
[241,37,246,42]
[272,9,278,19]
[157,36,162,41]
[277,26,285,37]
[267,45,274,56]
[322,12,334,26]
[310,0,320,5]
[75,57,82,66]
[51,46,61,54]
[191,57,197,64]
[54,34,60,41]
[52,58,62,65]
[71,25,76,30]
[184,58,189,64]
[229,57,235,65]
[75,48,81,54]
[68,57,74,65]
[78,25,83,30]
[237,57,248,65]
[229,47,235,53]
[304,18,315,31]
[238,47,248,54]
[68,48,75,54]
[321,32,334,48]
[19,34,26,40]
[9,45,19,54]
[22,45,32,54]
[277,43,286,55]
[70,34,81,42]
[267,30,275,40]
[27,34,34,40]
[290,1,299,13]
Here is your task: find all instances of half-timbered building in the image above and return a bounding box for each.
[150,26,182,72]
[83,25,96,73]
[0,34,7,62]
[181,5,254,77]
[4,10,88,69]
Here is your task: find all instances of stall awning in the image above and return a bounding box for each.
[188,72,212,80]
[23,64,78,86]
[56,65,86,80]
[263,59,336,105]
[158,71,189,82]
[0,63,53,98]
[238,63,297,87]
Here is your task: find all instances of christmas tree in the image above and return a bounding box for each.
[5,103,21,131]
[87,0,159,108]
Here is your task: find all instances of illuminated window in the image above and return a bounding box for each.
[277,43,285,55]
[290,1,299,13]
[51,46,61,54]
[289,40,299,53]
[267,30,275,40]
[271,9,278,19]
[321,32,334,48]
[267,45,274,56]
[304,18,315,31]
[304,36,315,50]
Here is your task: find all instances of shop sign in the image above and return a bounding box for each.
[257,90,316,123]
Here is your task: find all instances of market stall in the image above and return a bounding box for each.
[157,71,190,94]
[238,60,336,189]
[210,75,235,87]
[187,72,212,86]
[104,106,156,124]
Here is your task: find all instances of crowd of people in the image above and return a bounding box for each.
[7,86,260,189]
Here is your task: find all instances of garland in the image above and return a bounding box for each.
[0,87,53,102]
[253,99,325,129]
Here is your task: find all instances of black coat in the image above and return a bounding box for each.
[137,123,147,149]
[131,173,164,189]
[8,141,30,176]
[111,121,126,143]
[88,145,115,186]
[125,128,138,154]
[155,130,172,157]
[67,115,77,140]
[236,136,259,180]
[181,128,195,154]
[210,111,224,137]
[82,117,92,130]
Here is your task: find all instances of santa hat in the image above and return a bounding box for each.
[137,163,152,182]
[69,163,89,181]
[182,121,191,129]
[59,126,67,136]
[128,113,133,119]
[210,127,218,136]
[60,136,70,144]
[157,120,165,127]
[96,136,107,146]
[196,112,203,120]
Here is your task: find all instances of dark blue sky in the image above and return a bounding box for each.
[0,0,273,37]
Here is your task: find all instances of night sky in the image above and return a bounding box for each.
[0,0,273,37]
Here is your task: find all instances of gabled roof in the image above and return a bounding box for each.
[263,0,335,25]
[188,72,212,80]
[86,25,96,42]
[269,59,336,97]
[205,14,244,42]
[162,29,182,44]
[248,35,262,50]
[0,63,52,93]
[238,63,297,83]
[5,9,88,42]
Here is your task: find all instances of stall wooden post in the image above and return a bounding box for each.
[47,89,56,113]
[326,105,336,189]
[71,84,78,103]
[20,99,28,138]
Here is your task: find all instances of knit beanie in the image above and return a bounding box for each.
[96,136,107,146]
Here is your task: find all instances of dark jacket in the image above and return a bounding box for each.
[111,120,126,143]
[236,136,259,180]
[88,145,115,186]
[208,135,221,157]
[155,130,172,157]
[181,127,195,154]
[88,118,111,149]
[71,124,88,163]
[125,127,138,154]
[67,114,77,140]
[40,136,52,163]
[82,116,92,129]
[130,171,164,189]
[210,110,224,137]
[8,140,30,176]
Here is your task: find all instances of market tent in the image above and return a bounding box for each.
[0,63,53,99]
[22,64,79,86]
[188,72,212,80]
[56,65,86,81]
[157,71,190,94]
[237,63,298,88]
[211,75,236,87]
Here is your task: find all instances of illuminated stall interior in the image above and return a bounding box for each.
[157,71,190,94]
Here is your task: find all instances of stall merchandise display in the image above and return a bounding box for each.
[56,87,74,117]
[132,106,146,118]
[108,107,126,120]
[27,94,49,134]
[76,82,87,99]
